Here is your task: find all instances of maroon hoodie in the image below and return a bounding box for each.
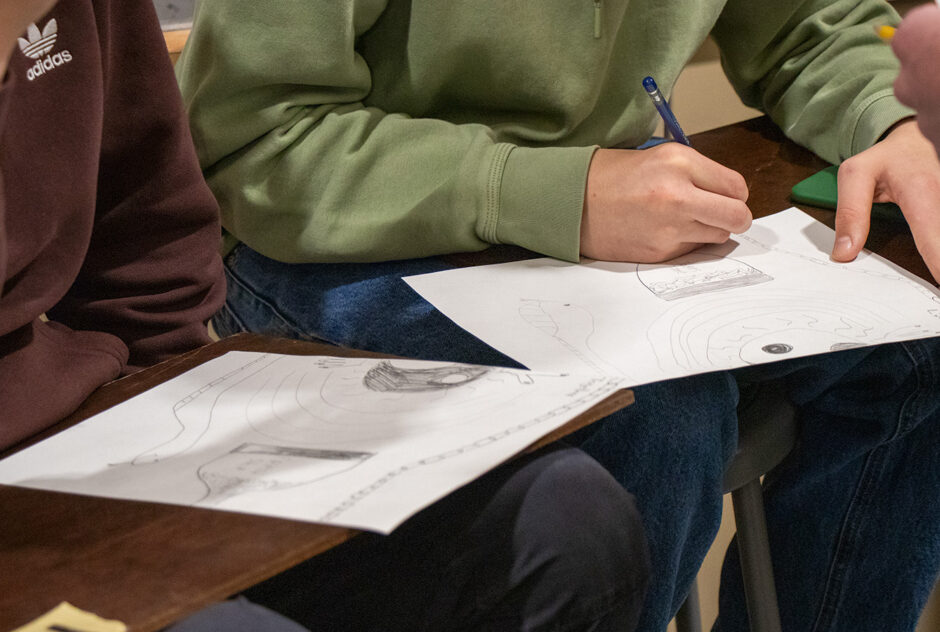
[0,0,225,450]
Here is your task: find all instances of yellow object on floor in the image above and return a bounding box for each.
[11,602,126,632]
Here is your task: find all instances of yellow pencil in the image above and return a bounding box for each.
[880,0,940,40]
[876,24,896,41]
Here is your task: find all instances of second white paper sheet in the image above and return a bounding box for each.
[405,208,940,385]
[0,352,625,533]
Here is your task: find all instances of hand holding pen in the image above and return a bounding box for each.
[577,75,751,263]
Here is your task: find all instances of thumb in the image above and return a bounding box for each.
[832,163,875,262]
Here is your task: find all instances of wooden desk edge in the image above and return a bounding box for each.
[0,332,633,631]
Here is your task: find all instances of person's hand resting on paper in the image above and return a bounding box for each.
[581,143,753,262]
[859,3,940,284]
[831,120,940,284]
[0,0,58,76]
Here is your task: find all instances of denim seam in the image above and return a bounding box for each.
[810,338,937,631]
[215,301,249,336]
[809,445,889,632]
[223,259,328,343]
[892,340,935,441]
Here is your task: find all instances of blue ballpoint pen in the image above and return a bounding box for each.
[642,76,691,146]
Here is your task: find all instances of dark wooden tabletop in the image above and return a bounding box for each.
[0,115,931,632]
[0,334,633,631]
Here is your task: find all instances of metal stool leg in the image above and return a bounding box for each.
[675,577,703,632]
[731,479,782,632]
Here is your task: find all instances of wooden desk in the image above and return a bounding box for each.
[0,114,931,632]
[0,334,633,631]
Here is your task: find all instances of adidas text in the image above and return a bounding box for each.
[26,50,72,81]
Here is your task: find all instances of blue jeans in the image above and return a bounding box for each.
[215,244,940,632]
[241,444,648,632]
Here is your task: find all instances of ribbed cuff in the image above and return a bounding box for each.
[845,89,916,157]
[493,145,597,262]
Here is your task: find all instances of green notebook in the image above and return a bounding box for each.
[790,165,905,221]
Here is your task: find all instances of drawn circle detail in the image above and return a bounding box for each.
[435,372,479,385]
[761,343,793,355]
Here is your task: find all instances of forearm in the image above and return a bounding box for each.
[181,0,590,263]
[204,106,510,262]
[714,0,913,163]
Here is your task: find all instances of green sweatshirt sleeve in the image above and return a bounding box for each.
[712,0,915,164]
[176,0,590,263]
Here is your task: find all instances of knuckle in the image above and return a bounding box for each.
[837,154,878,184]
[656,143,691,167]
[836,204,865,218]
[837,157,863,178]
[641,184,682,208]
[659,189,685,207]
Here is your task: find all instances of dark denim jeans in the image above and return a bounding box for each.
[166,446,648,632]
[215,244,940,632]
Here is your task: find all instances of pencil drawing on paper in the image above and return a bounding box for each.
[518,299,623,376]
[494,214,940,380]
[197,443,373,505]
[363,360,489,391]
[131,356,507,466]
[131,352,275,465]
[318,372,617,523]
[0,349,628,532]
[644,291,928,373]
[123,354,577,510]
[635,252,773,300]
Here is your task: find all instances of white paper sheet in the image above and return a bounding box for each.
[405,208,940,385]
[0,352,625,533]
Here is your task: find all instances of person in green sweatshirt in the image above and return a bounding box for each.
[177,2,940,630]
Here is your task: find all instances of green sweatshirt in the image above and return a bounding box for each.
[177,0,912,264]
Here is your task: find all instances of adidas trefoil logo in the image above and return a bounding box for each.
[18,19,73,82]
[19,20,57,58]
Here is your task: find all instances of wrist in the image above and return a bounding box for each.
[879,116,917,142]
